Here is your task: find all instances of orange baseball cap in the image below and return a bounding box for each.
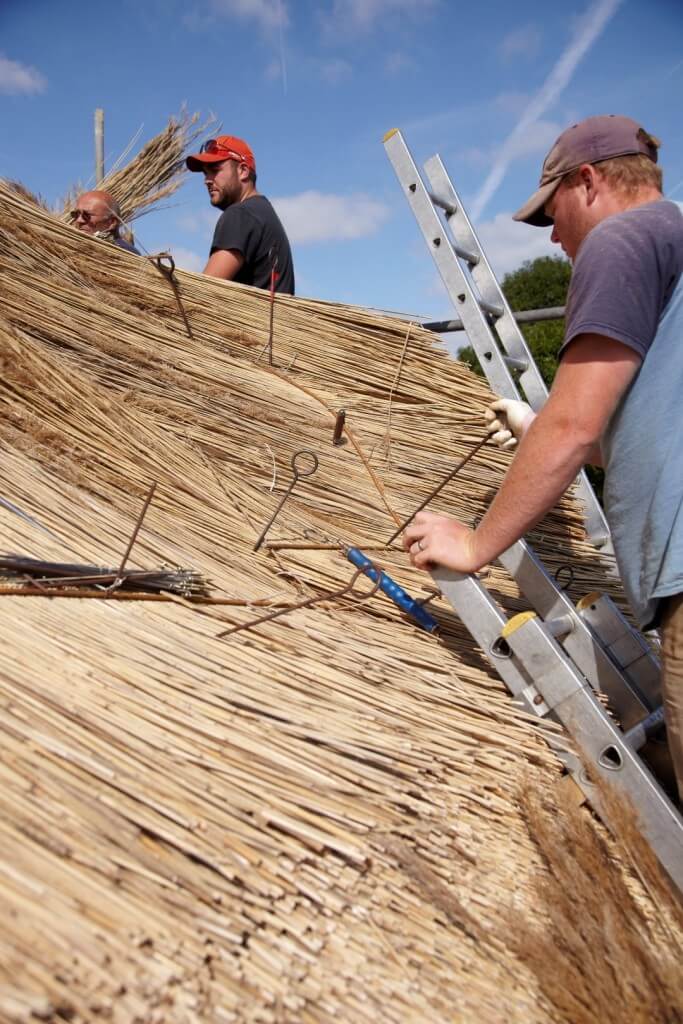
[186,135,256,173]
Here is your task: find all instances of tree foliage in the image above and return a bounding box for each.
[458,255,571,388]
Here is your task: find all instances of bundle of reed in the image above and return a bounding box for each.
[4,179,50,210]
[0,180,679,1022]
[59,108,211,224]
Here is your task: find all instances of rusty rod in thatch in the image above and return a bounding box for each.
[332,410,346,446]
[110,480,157,590]
[150,254,194,339]
[385,434,490,546]
[253,449,319,551]
[217,565,381,637]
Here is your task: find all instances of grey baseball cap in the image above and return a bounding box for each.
[513,114,659,227]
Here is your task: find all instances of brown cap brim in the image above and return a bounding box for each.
[512,177,563,227]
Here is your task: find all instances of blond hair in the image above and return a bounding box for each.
[565,134,663,198]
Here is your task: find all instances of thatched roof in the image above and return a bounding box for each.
[0,175,680,1022]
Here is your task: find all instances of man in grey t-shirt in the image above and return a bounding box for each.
[402,115,683,799]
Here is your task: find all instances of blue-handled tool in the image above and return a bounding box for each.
[345,546,439,633]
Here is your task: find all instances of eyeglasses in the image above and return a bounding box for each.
[199,139,248,163]
[68,208,94,223]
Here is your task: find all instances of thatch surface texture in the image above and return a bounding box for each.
[0,180,681,1023]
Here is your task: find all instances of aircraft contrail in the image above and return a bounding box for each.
[277,0,288,95]
[470,0,623,222]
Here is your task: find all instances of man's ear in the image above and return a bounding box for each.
[580,163,600,205]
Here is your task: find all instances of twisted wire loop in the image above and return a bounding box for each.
[217,563,383,638]
[149,251,194,339]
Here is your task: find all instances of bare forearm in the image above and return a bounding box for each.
[404,335,640,576]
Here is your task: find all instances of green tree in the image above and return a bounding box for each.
[458,255,571,387]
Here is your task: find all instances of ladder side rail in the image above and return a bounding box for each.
[385,133,609,547]
[427,567,548,714]
[421,154,610,548]
[499,540,660,725]
[424,155,549,409]
[504,614,683,891]
[433,564,683,891]
[384,130,519,399]
[576,593,661,708]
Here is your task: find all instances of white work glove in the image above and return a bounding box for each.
[484,398,536,451]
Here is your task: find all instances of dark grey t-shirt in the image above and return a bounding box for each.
[562,199,683,358]
[113,236,141,255]
[210,194,295,294]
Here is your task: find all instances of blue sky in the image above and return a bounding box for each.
[2,0,682,324]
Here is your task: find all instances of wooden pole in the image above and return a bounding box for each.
[95,108,104,185]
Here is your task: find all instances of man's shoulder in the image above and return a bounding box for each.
[113,237,140,255]
[574,200,683,279]
[216,196,275,228]
[588,199,683,247]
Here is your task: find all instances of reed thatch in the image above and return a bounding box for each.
[0,179,680,1023]
[59,108,212,224]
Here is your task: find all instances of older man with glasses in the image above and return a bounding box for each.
[186,134,294,294]
[403,114,683,800]
[69,190,140,254]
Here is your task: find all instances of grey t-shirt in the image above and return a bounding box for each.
[562,199,683,359]
[560,199,683,628]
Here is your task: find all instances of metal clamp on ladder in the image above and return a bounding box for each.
[383,128,610,551]
[431,551,683,893]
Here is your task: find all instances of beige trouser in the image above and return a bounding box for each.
[661,593,683,802]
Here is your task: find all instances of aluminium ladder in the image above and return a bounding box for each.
[383,128,609,550]
[383,129,683,892]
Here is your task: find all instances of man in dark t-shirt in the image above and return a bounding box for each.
[186,135,294,294]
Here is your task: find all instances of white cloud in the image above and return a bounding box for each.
[171,247,205,273]
[271,191,390,244]
[265,57,282,80]
[474,213,559,278]
[319,57,352,84]
[177,209,217,234]
[323,0,436,34]
[494,91,530,115]
[457,119,561,174]
[384,51,415,75]
[0,54,46,95]
[209,0,288,30]
[499,25,541,60]
[502,119,562,161]
[471,0,623,221]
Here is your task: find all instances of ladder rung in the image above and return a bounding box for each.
[423,306,565,334]
[477,298,503,318]
[502,355,528,373]
[428,189,457,216]
[624,706,666,750]
[432,234,479,266]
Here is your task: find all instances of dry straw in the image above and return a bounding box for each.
[59,108,212,224]
[0,171,680,1023]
